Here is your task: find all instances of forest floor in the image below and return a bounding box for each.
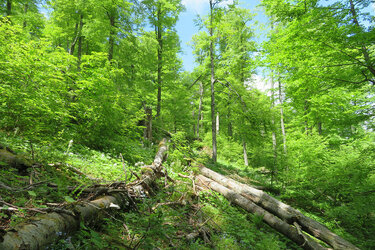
[0,132,354,249]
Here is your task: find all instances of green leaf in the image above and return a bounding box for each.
[28,191,37,197]
[64,196,75,203]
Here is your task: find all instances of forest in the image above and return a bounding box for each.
[0,0,374,249]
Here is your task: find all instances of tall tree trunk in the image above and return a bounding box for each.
[317,122,322,135]
[23,3,28,28]
[227,92,233,137]
[6,0,12,16]
[108,14,115,62]
[349,0,375,78]
[143,105,153,141]
[216,112,219,135]
[271,74,277,185]
[156,5,163,118]
[77,14,84,71]
[278,79,287,156]
[304,100,309,135]
[243,141,248,166]
[69,21,79,55]
[196,82,203,139]
[209,0,217,163]
[278,79,288,183]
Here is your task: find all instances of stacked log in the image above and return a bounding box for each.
[0,139,168,249]
[196,166,358,250]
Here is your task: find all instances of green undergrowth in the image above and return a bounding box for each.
[0,130,154,233]
[51,176,297,249]
[1,130,370,249]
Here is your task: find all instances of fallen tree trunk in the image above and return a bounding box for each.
[199,166,358,250]
[0,140,168,249]
[196,175,327,250]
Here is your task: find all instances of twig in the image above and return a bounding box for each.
[293,222,308,247]
[123,223,132,241]
[120,153,127,185]
[0,199,47,214]
[151,201,183,211]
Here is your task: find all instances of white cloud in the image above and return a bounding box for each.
[218,0,233,8]
[182,0,234,15]
[182,0,207,15]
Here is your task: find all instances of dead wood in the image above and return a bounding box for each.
[196,175,327,250]
[0,139,168,249]
[0,148,32,175]
[199,166,359,250]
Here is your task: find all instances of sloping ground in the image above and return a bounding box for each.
[0,138,294,249]
[0,136,358,249]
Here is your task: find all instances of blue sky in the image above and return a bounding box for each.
[176,0,375,72]
[176,0,266,72]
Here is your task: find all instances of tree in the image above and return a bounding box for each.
[141,0,184,118]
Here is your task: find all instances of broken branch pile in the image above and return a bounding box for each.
[0,139,168,250]
[196,166,358,250]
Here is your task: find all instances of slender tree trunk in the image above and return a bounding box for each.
[349,0,375,78]
[216,112,219,135]
[197,82,203,139]
[304,100,309,135]
[147,107,152,141]
[156,5,163,118]
[209,0,217,163]
[243,141,248,166]
[317,122,322,135]
[23,3,28,28]
[271,74,277,185]
[77,14,84,71]
[143,105,152,141]
[6,0,12,17]
[278,79,287,156]
[108,14,115,62]
[227,92,233,137]
[69,21,79,55]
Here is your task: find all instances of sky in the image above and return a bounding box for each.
[176,0,375,92]
[176,0,266,72]
[176,0,375,72]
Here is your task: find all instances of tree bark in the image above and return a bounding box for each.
[243,141,248,166]
[196,175,327,250]
[304,99,309,135]
[23,3,28,28]
[271,74,277,184]
[6,0,12,16]
[108,14,115,62]
[156,5,163,118]
[278,79,287,156]
[143,105,153,141]
[69,21,79,55]
[216,112,219,135]
[196,81,203,139]
[0,140,168,249]
[77,13,84,71]
[209,0,217,163]
[199,166,359,250]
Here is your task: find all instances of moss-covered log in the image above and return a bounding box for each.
[199,166,358,250]
[0,147,32,174]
